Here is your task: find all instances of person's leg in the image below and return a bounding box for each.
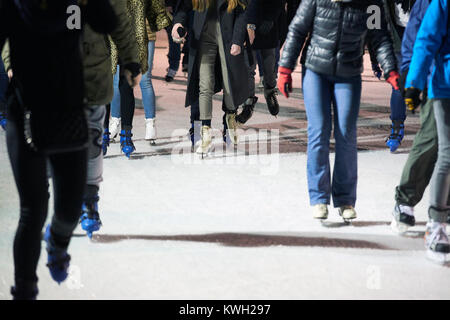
[81,105,106,236]
[236,49,258,125]
[141,41,156,120]
[261,48,279,116]
[331,75,362,209]
[119,70,136,156]
[395,98,438,206]
[165,26,181,81]
[111,68,121,118]
[429,99,450,220]
[198,35,217,122]
[0,58,8,130]
[303,69,333,206]
[6,104,48,297]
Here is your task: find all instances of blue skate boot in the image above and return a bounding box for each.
[120,129,135,158]
[102,128,110,156]
[44,224,71,284]
[0,111,6,131]
[80,185,102,239]
[386,120,405,152]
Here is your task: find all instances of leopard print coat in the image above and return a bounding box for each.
[111,0,172,74]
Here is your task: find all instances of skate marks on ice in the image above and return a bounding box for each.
[89,231,427,252]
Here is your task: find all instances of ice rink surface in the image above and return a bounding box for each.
[1,32,449,300]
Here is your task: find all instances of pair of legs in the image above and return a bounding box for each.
[6,102,87,292]
[302,68,361,208]
[110,41,156,125]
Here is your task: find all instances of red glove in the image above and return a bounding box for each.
[278,66,293,98]
[386,71,400,91]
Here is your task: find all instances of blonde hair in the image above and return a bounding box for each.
[192,0,246,13]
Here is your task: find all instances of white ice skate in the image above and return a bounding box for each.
[109,117,121,142]
[196,125,213,158]
[145,118,157,145]
[225,113,239,145]
[338,205,357,224]
[312,204,328,220]
[425,221,450,265]
[391,204,415,235]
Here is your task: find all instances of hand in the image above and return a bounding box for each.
[7,69,13,80]
[124,69,142,88]
[172,23,186,43]
[247,28,255,45]
[230,44,241,56]
[277,66,293,98]
[372,63,382,80]
[404,87,421,114]
[259,20,274,35]
[386,70,400,91]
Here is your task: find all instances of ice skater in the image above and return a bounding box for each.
[277,0,399,222]
[172,0,250,157]
[404,0,450,264]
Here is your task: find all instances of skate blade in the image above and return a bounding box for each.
[390,219,410,235]
[426,250,449,265]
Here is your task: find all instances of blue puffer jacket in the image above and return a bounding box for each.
[400,0,431,73]
[406,0,450,99]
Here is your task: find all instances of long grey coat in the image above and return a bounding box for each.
[174,0,249,109]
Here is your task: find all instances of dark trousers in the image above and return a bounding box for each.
[6,104,87,284]
[395,98,450,207]
[119,74,135,130]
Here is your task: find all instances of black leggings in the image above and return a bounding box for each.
[6,104,87,284]
[119,73,135,130]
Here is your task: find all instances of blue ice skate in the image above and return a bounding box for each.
[102,128,110,156]
[44,224,71,284]
[120,129,135,158]
[80,202,102,239]
[0,112,6,131]
[386,120,404,153]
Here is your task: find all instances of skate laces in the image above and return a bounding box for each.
[398,204,414,216]
[426,222,449,250]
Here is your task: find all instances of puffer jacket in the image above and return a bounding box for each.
[280,0,397,79]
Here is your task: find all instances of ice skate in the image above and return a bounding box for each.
[165,68,177,82]
[312,204,328,220]
[236,96,258,125]
[189,122,201,152]
[109,117,121,141]
[338,205,357,223]
[258,76,264,89]
[102,128,110,156]
[0,111,6,131]
[196,125,213,158]
[145,118,157,145]
[80,187,102,239]
[10,281,38,300]
[385,120,405,153]
[265,88,279,116]
[225,112,239,145]
[391,203,415,234]
[425,221,450,265]
[120,129,136,158]
[44,224,71,284]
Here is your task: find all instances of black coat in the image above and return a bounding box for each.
[174,0,249,108]
[246,0,284,49]
[280,0,397,78]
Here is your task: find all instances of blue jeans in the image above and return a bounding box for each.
[111,41,156,119]
[0,58,8,112]
[165,26,181,72]
[390,52,406,121]
[303,68,362,207]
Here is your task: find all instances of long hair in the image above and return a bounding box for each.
[192,0,246,13]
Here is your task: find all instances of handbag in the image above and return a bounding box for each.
[9,76,89,155]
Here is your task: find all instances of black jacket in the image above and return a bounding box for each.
[279,0,397,78]
[246,0,284,49]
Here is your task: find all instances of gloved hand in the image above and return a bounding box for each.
[404,87,421,114]
[372,63,382,80]
[386,71,400,90]
[277,67,293,98]
[258,20,274,35]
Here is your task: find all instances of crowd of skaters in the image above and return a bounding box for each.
[0,0,449,299]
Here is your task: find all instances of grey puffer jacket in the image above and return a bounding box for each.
[280,0,397,79]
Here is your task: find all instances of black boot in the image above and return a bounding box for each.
[265,87,279,116]
[11,281,38,300]
[236,96,258,125]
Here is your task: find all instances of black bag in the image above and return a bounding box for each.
[8,76,89,155]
